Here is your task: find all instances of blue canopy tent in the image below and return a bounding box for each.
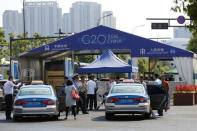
[20,25,196,84]
[28,25,193,57]
[77,50,137,74]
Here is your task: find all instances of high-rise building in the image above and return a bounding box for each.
[163,27,193,50]
[62,13,72,33]
[69,2,102,33]
[24,1,62,37]
[101,11,116,28]
[3,10,22,39]
[3,1,116,38]
[173,27,193,38]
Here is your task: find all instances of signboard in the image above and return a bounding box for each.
[177,16,185,24]
[151,23,168,29]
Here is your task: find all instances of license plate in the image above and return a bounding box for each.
[119,99,133,104]
[26,102,41,107]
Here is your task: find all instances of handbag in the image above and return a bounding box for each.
[72,90,80,99]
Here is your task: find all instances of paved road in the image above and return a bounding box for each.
[0,106,197,131]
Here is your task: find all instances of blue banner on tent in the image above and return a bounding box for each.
[28,25,193,57]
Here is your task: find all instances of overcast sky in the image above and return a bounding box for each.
[0,0,187,38]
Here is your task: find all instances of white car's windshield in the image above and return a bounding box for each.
[111,85,144,94]
[19,87,52,96]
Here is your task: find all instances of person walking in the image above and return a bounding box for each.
[3,76,18,120]
[64,80,77,120]
[86,76,97,111]
[73,75,88,114]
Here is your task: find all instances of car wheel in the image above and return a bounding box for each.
[13,115,21,121]
[105,112,114,120]
[143,112,151,119]
[53,115,59,120]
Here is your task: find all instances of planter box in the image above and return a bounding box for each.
[173,93,195,106]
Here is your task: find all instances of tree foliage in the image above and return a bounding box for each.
[75,55,96,63]
[172,0,197,53]
[0,27,9,63]
[172,0,197,35]
[187,36,197,53]
[9,32,55,57]
[152,62,170,76]
[138,58,148,76]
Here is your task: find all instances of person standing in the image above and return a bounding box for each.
[107,77,116,93]
[86,76,97,111]
[154,74,162,86]
[62,76,68,94]
[78,76,88,114]
[115,76,120,84]
[153,74,163,116]
[3,76,18,120]
[64,80,77,120]
[132,74,139,83]
[139,76,147,90]
[161,76,170,112]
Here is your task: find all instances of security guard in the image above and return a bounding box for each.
[3,76,18,120]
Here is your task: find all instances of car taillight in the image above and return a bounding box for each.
[107,98,120,103]
[14,100,28,106]
[133,98,147,103]
[42,100,55,105]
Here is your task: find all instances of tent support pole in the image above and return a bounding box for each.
[72,51,74,74]
[148,58,150,78]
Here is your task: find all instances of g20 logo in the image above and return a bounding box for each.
[81,35,107,45]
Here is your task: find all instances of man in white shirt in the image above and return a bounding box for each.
[154,74,162,85]
[86,76,97,110]
[3,76,17,120]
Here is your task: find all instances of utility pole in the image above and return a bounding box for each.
[23,0,26,38]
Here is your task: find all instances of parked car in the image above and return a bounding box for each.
[0,80,7,111]
[13,85,59,121]
[105,83,151,120]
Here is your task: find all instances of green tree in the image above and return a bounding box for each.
[8,32,55,57]
[0,28,8,63]
[75,55,96,63]
[172,0,197,53]
[187,36,197,53]
[152,62,170,76]
[138,58,148,76]
[172,0,197,35]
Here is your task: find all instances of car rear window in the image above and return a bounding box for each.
[111,85,144,94]
[19,87,52,96]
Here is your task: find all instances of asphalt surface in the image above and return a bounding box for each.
[0,106,197,131]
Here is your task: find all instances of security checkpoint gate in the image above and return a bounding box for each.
[17,25,196,85]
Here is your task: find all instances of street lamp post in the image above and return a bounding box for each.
[97,14,112,26]
[131,24,145,34]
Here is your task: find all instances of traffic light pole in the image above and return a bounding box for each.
[146,18,191,28]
